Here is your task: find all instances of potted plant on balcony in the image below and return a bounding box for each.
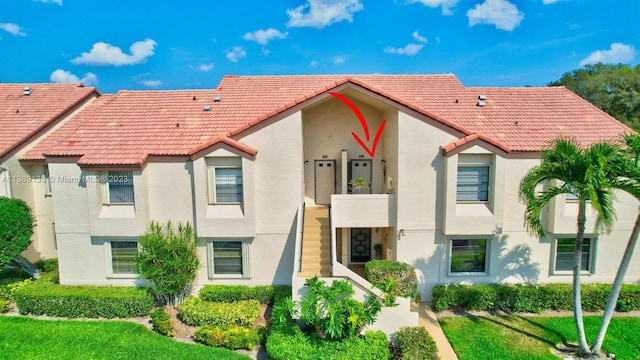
[373,243,383,260]
[348,177,371,194]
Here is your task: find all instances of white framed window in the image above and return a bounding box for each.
[552,237,595,274]
[456,155,491,202]
[208,239,251,279]
[107,240,138,277]
[449,238,489,275]
[207,157,243,205]
[102,170,134,204]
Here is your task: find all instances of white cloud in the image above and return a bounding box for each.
[243,28,288,45]
[50,69,98,87]
[412,30,428,43]
[333,56,345,65]
[71,38,157,66]
[0,23,26,37]
[225,46,247,62]
[197,63,214,72]
[35,0,62,5]
[467,0,524,31]
[140,80,162,88]
[286,0,363,29]
[309,60,319,68]
[405,0,458,15]
[579,43,637,66]
[384,43,424,56]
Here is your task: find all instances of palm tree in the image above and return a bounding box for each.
[519,138,628,357]
[590,133,640,354]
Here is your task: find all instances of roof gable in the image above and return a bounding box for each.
[0,83,97,162]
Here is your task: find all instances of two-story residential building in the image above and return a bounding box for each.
[0,83,98,262]
[20,75,639,313]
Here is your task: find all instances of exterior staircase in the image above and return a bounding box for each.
[299,206,331,277]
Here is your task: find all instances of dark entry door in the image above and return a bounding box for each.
[350,228,371,263]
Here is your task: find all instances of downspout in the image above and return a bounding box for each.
[0,165,12,198]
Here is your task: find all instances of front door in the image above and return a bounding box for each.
[315,160,335,205]
[350,228,371,263]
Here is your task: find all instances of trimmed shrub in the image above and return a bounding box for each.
[14,276,153,318]
[199,285,290,305]
[365,260,418,299]
[194,324,260,350]
[617,284,640,312]
[150,307,174,337]
[33,258,59,274]
[177,296,261,327]
[394,326,439,360]
[432,283,640,313]
[0,197,35,267]
[0,286,10,313]
[266,327,390,360]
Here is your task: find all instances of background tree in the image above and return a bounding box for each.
[519,138,629,357]
[0,197,35,267]
[549,63,640,130]
[136,221,200,307]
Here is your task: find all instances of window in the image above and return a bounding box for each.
[209,240,251,278]
[104,171,134,204]
[555,237,594,273]
[450,239,488,274]
[457,166,490,202]
[213,168,243,203]
[110,241,138,275]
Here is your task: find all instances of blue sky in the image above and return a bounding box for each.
[1,0,638,93]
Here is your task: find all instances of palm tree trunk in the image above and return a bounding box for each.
[574,199,592,356]
[590,212,640,354]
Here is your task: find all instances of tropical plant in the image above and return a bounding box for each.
[136,221,200,307]
[0,197,35,267]
[348,177,371,194]
[591,133,640,354]
[296,276,381,340]
[519,137,637,357]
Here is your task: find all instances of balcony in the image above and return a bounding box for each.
[331,194,396,228]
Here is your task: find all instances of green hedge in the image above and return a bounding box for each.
[432,283,640,313]
[394,326,439,360]
[199,285,290,305]
[178,296,261,327]
[365,260,417,298]
[194,324,261,350]
[266,326,390,360]
[150,307,174,337]
[14,276,153,318]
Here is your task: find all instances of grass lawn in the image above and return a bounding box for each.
[440,315,640,360]
[0,316,250,360]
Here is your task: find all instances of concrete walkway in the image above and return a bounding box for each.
[412,302,459,360]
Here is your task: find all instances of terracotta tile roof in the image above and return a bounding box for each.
[22,75,632,166]
[0,83,97,161]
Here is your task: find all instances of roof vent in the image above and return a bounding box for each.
[214,96,221,102]
[477,101,486,107]
[203,105,212,111]
[478,94,486,100]
[24,87,31,96]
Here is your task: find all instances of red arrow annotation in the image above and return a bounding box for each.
[329,92,387,158]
